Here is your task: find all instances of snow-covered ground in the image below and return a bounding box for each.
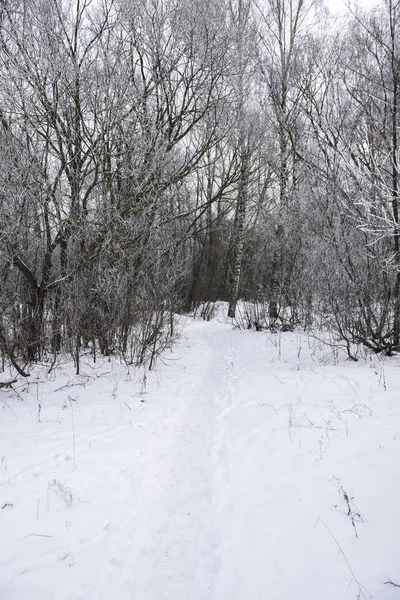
[1,304,400,600]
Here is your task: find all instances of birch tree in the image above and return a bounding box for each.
[227,0,258,318]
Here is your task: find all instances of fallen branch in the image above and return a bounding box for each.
[0,379,17,389]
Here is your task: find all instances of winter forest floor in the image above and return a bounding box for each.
[1,304,400,600]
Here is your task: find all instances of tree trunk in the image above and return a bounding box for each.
[228,154,248,318]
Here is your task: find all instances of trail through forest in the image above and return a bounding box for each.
[1,308,400,599]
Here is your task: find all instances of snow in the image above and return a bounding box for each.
[1,303,400,599]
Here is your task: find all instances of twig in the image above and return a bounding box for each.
[342,404,372,417]
[259,402,278,414]
[68,396,76,469]
[54,381,81,392]
[340,486,358,538]
[95,371,111,378]
[21,533,53,539]
[305,415,336,431]
[316,518,370,599]
[384,581,400,588]
[1,456,11,484]
[123,401,132,410]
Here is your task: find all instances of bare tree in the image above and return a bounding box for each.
[257,0,320,326]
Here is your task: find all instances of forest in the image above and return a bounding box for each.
[1,0,399,377]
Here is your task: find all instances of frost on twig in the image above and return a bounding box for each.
[332,476,365,538]
[47,479,73,509]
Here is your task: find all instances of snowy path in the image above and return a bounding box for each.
[130,323,219,600]
[1,310,400,599]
